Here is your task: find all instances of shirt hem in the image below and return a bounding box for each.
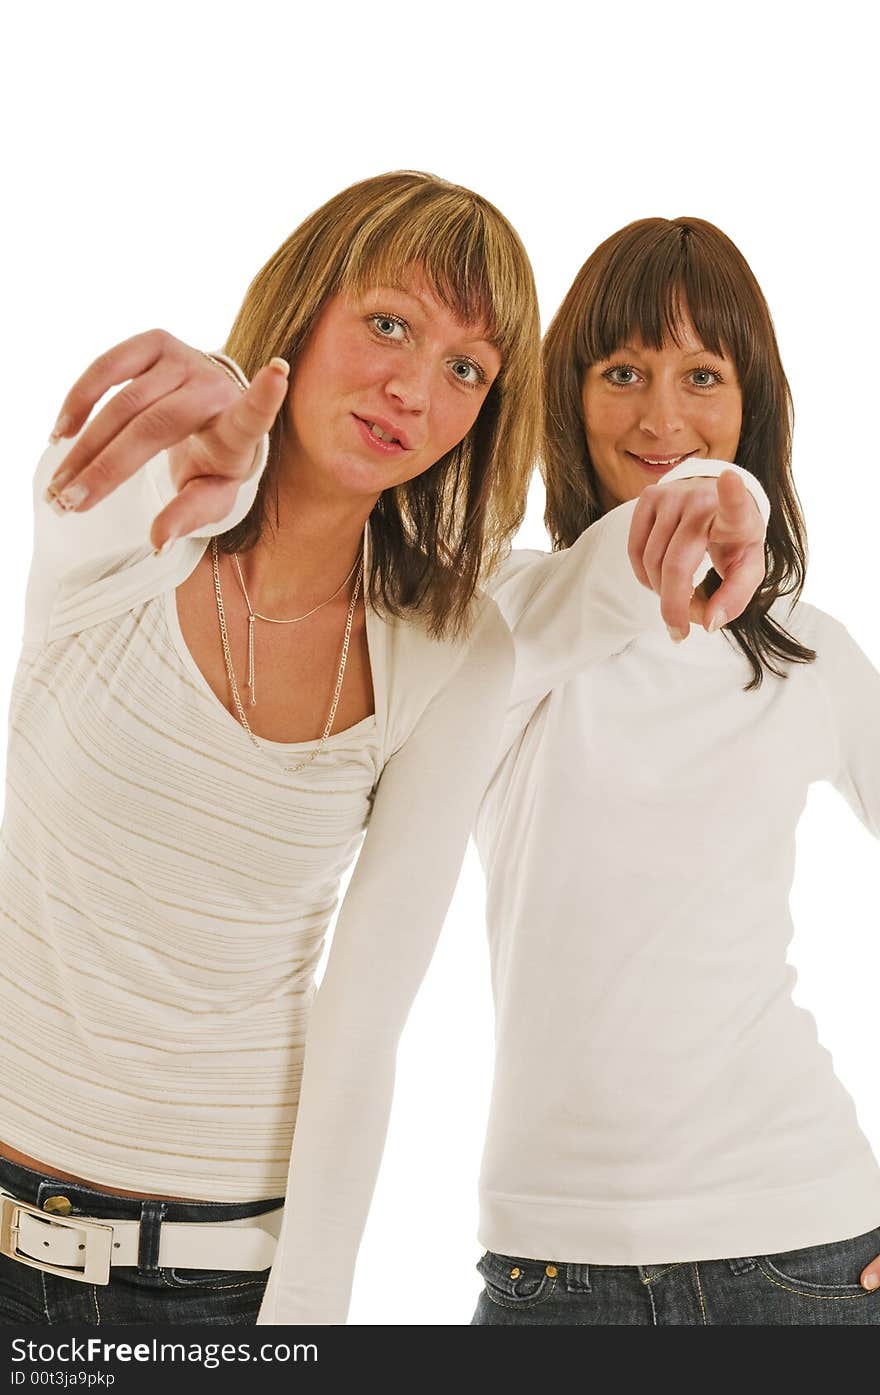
[478,1157,880,1264]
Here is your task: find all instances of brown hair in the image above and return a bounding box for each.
[220,170,541,639]
[542,217,814,688]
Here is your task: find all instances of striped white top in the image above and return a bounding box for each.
[0,431,514,1215]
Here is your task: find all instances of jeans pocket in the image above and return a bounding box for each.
[476,1251,557,1310]
[757,1224,880,1300]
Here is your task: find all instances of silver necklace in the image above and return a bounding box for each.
[211,537,364,775]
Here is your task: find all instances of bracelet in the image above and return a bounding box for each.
[199,350,247,394]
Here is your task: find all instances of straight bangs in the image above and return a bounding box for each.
[576,221,759,374]
[336,182,530,371]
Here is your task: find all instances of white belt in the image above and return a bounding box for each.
[0,1189,282,1285]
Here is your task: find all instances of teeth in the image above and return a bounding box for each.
[368,421,399,444]
[640,456,684,466]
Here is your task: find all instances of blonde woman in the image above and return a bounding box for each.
[0,171,537,1325]
[0,180,767,1326]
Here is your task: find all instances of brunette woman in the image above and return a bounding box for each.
[473,217,880,1326]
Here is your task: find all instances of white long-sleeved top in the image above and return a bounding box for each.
[0,428,513,1278]
[477,531,880,1266]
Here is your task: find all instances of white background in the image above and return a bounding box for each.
[2,1,878,1325]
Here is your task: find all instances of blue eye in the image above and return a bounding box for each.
[370,314,407,341]
[690,366,722,388]
[451,358,484,388]
[603,364,641,386]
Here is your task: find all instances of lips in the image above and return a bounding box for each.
[354,414,410,450]
[627,449,699,473]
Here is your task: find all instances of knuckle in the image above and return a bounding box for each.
[113,380,150,416]
[225,400,260,439]
[663,558,694,580]
[83,453,117,490]
[135,403,181,444]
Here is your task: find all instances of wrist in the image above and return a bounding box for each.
[200,351,266,482]
[658,457,770,528]
[200,350,248,394]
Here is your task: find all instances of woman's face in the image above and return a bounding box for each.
[580,317,743,510]
[285,269,502,502]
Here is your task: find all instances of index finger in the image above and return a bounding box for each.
[51,330,170,440]
[702,545,766,630]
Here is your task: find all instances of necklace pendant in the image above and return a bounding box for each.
[247,613,256,705]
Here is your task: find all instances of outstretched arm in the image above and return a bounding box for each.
[255,601,515,1325]
[492,461,769,728]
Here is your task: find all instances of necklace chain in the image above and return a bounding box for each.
[232,551,361,624]
[231,550,362,707]
[211,537,364,775]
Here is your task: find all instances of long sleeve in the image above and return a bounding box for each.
[24,418,269,647]
[255,599,515,1325]
[813,611,880,837]
[491,459,770,741]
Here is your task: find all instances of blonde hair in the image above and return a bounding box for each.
[222,170,541,638]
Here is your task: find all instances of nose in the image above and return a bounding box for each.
[639,379,685,440]
[384,353,431,414]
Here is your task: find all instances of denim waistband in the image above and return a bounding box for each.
[0,1155,284,1225]
[479,1249,758,1290]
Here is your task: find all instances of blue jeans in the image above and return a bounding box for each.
[0,1158,283,1325]
[472,1227,880,1325]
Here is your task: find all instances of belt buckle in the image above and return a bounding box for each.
[0,1196,113,1284]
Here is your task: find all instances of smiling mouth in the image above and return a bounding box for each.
[628,450,699,469]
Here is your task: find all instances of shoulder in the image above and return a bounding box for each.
[769,596,876,675]
[377,589,512,687]
[370,591,514,756]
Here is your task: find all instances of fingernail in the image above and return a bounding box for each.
[152,536,177,557]
[55,483,88,511]
[268,357,290,376]
[707,609,728,634]
[49,414,72,443]
[46,472,69,497]
[863,1272,880,1291]
[666,626,687,643]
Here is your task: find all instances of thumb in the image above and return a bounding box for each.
[715,469,760,529]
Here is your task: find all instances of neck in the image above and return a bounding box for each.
[234,467,375,615]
